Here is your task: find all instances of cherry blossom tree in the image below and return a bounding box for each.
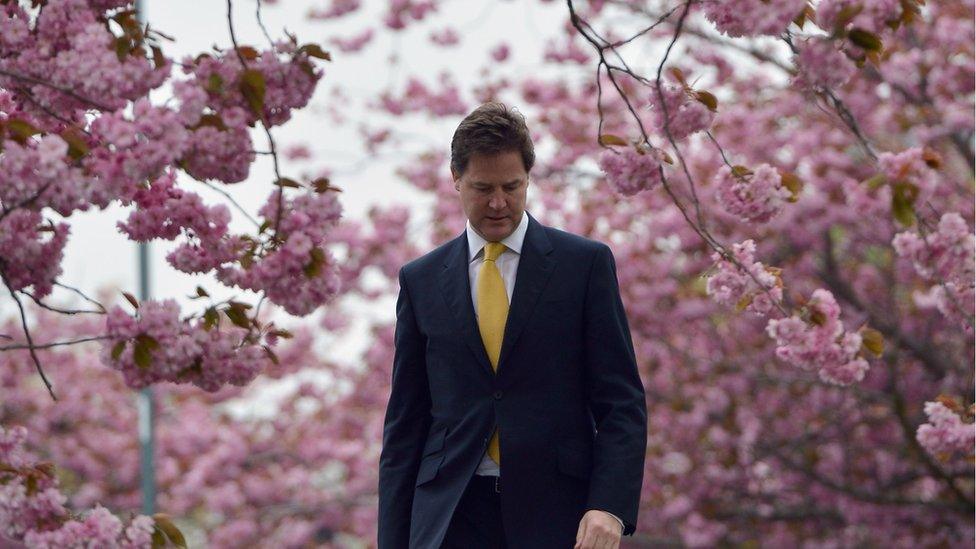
[2,0,973,547]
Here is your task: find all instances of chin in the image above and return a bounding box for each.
[478,221,513,241]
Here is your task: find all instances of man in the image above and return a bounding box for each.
[378,102,647,549]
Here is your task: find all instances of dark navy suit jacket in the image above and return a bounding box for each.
[378,214,647,548]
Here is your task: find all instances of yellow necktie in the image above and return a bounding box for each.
[477,241,508,465]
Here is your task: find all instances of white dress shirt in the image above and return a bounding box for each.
[464,213,624,533]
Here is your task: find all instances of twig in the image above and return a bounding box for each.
[0,267,56,400]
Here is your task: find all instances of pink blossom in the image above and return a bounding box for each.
[916,401,976,462]
[648,84,715,140]
[329,28,374,53]
[700,0,806,37]
[877,147,939,204]
[491,43,511,62]
[765,289,871,385]
[597,145,665,196]
[102,299,270,391]
[308,0,361,20]
[792,36,857,90]
[715,163,792,224]
[0,210,69,299]
[706,239,783,316]
[429,27,459,47]
[217,189,343,316]
[0,425,154,547]
[892,212,975,328]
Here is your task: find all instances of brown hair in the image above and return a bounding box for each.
[450,102,535,176]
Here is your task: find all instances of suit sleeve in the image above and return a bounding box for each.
[377,268,433,549]
[582,244,648,536]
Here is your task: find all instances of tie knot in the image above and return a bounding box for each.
[483,242,506,262]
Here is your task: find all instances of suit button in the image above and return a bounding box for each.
[493,390,503,400]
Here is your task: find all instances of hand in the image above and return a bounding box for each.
[574,509,622,549]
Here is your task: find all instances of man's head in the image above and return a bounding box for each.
[450,102,535,242]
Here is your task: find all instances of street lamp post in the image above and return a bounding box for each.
[134,0,156,519]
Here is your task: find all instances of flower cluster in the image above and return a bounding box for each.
[116,171,245,275]
[877,147,939,205]
[598,145,665,196]
[217,189,343,316]
[0,134,94,217]
[184,42,322,128]
[85,99,189,205]
[706,239,783,316]
[915,400,975,462]
[715,163,792,224]
[378,74,468,117]
[102,299,270,391]
[765,289,871,385]
[892,212,975,328]
[792,36,857,90]
[0,210,69,299]
[0,425,155,547]
[700,0,806,37]
[648,84,714,141]
[0,8,166,114]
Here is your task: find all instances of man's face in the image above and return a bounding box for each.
[453,150,529,242]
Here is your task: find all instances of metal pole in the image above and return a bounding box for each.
[134,0,156,518]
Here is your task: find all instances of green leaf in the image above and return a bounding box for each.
[151,528,167,548]
[152,514,187,548]
[114,36,131,62]
[275,177,302,188]
[890,181,918,226]
[299,43,332,61]
[303,247,325,278]
[203,307,219,331]
[862,173,887,191]
[848,28,883,52]
[598,134,628,147]
[224,307,250,329]
[122,292,139,310]
[859,326,884,356]
[206,73,224,94]
[7,119,41,143]
[111,341,126,360]
[60,127,90,160]
[239,69,266,117]
[731,165,753,178]
[269,328,293,339]
[192,114,228,131]
[151,45,166,70]
[236,45,259,60]
[133,340,152,369]
[779,171,804,203]
[693,90,718,112]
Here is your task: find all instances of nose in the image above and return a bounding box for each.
[488,190,506,210]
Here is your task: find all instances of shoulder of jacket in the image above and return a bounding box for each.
[400,235,460,278]
[540,224,610,255]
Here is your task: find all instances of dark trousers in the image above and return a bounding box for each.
[440,474,508,549]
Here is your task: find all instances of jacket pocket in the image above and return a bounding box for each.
[557,443,592,480]
[415,454,445,487]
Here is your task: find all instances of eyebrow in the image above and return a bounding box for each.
[471,179,523,186]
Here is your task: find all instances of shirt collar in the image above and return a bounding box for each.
[466,212,529,262]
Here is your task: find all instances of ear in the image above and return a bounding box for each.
[451,168,460,190]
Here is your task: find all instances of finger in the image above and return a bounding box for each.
[574,521,585,549]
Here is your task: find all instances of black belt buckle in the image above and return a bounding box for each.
[494,476,500,493]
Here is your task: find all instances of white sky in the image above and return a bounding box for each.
[43,0,565,320]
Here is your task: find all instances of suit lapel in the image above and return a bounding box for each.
[497,214,555,373]
[438,233,494,377]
